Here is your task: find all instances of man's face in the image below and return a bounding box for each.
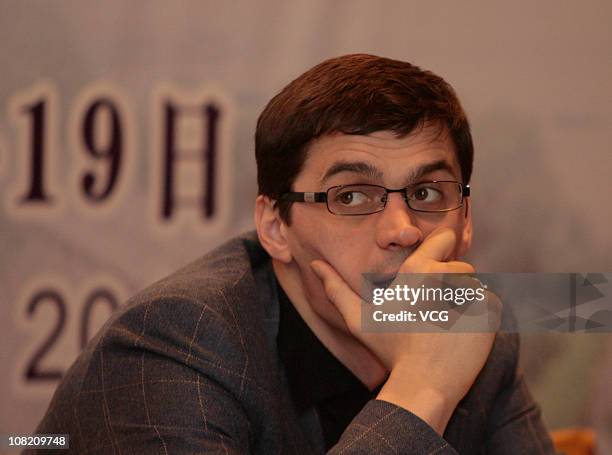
[281,125,473,330]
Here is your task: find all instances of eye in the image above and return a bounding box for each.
[411,186,443,202]
[335,190,370,206]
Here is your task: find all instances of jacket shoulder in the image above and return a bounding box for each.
[33,232,284,452]
[109,230,274,340]
[36,232,280,419]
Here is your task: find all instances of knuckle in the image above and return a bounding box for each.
[428,262,445,273]
[325,281,340,302]
[345,319,361,337]
[463,263,476,274]
[326,281,349,308]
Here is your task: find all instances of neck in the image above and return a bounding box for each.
[272,258,388,391]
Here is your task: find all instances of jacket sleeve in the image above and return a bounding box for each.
[482,336,557,454]
[329,334,557,454]
[329,399,459,454]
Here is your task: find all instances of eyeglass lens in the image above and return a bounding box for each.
[327,182,463,215]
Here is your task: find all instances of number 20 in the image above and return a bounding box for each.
[24,287,119,382]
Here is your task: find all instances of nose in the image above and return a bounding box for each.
[375,192,423,251]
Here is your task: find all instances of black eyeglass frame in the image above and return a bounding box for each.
[278,181,471,216]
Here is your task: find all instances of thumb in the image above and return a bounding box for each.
[310,259,362,333]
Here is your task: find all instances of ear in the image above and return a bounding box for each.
[456,197,473,258]
[254,195,293,263]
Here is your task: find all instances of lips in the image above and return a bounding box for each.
[368,271,398,289]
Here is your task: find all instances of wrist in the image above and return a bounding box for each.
[376,367,457,436]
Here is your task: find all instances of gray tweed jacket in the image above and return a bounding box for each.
[29,231,557,454]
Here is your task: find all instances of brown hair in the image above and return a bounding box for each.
[255,53,473,224]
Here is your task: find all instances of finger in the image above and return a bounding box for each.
[402,227,456,272]
[310,259,362,332]
[433,261,476,274]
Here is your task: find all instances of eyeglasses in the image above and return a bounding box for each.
[279,181,470,216]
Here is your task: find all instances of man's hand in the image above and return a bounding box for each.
[310,227,501,435]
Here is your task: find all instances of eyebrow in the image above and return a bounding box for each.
[320,159,457,186]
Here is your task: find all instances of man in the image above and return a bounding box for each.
[30,54,556,454]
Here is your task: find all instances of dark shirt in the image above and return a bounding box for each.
[275,275,383,449]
